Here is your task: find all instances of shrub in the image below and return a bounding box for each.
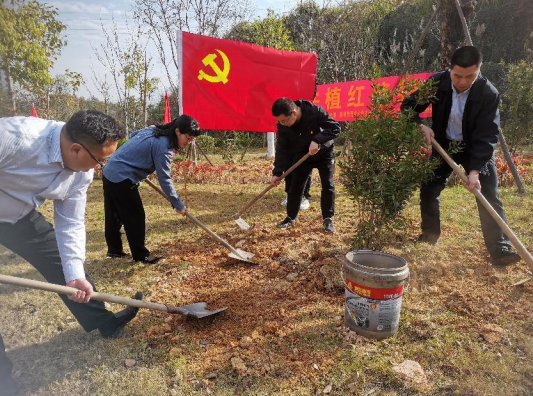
[339,77,438,250]
[501,60,533,153]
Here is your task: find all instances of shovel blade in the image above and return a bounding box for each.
[169,302,227,318]
[234,216,250,230]
[229,248,255,263]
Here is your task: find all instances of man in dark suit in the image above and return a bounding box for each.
[401,46,520,266]
[271,98,340,233]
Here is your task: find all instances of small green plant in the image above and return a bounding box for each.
[340,77,438,250]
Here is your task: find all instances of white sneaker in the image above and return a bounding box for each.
[281,196,288,206]
[300,198,310,210]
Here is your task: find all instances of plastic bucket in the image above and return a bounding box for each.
[343,250,409,340]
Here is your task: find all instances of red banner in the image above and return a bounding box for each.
[313,73,434,121]
[178,31,317,132]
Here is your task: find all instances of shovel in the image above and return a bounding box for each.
[431,137,533,271]
[233,153,311,230]
[0,274,226,318]
[144,179,254,263]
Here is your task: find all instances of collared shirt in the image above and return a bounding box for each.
[103,126,184,211]
[446,84,471,141]
[0,117,93,283]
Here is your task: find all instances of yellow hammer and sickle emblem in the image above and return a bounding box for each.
[197,49,230,84]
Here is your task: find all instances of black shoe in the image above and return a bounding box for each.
[490,250,521,267]
[323,217,335,233]
[100,291,143,339]
[135,255,162,264]
[277,217,295,229]
[414,233,439,245]
[106,251,129,258]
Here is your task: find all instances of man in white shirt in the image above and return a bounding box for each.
[0,110,141,396]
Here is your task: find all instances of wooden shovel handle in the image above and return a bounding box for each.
[143,179,238,255]
[431,138,533,270]
[0,274,170,312]
[235,152,311,218]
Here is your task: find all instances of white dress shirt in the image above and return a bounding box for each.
[446,84,471,141]
[0,117,93,282]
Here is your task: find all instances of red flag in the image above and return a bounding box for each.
[31,104,38,117]
[178,31,317,132]
[163,92,172,123]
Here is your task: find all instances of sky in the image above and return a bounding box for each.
[48,0,298,102]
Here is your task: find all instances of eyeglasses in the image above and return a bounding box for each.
[184,134,196,143]
[277,112,294,126]
[66,128,106,167]
[78,140,106,167]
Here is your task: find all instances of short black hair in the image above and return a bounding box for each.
[451,46,482,69]
[65,110,125,148]
[154,114,200,150]
[272,98,297,117]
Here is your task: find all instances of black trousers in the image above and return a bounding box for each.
[420,145,512,255]
[0,210,114,391]
[0,333,17,396]
[285,172,311,199]
[287,156,335,220]
[103,176,150,261]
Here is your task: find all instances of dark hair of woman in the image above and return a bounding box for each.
[153,115,200,150]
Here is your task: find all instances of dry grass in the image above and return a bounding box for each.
[1,157,532,396]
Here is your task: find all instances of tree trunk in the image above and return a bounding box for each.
[46,87,50,116]
[5,71,16,115]
[143,54,148,127]
[439,0,475,68]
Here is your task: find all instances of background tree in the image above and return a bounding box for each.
[500,60,533,153]
[93,20,156,134]
[0,0,66,114]
[285,0,404,84]
[227,9,294,50]
[134,0,252,104]
[40,69,84,120]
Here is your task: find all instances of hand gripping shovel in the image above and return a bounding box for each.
[0,274,226,318]
[233,153,311,230]
[431,137,533,271]
[144,179,254,263]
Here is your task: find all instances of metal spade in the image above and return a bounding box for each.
[144,179,254,263]
[0,274,227,319]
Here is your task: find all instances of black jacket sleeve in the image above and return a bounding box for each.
[272,125,293,176]
[469,91,500,171]
[312,105,341,148]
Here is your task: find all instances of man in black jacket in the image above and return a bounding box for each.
[271,98,341,232]
[401,46,520,266]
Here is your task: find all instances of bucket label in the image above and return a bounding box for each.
[345,279,404,300]
[345,289,403,333]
